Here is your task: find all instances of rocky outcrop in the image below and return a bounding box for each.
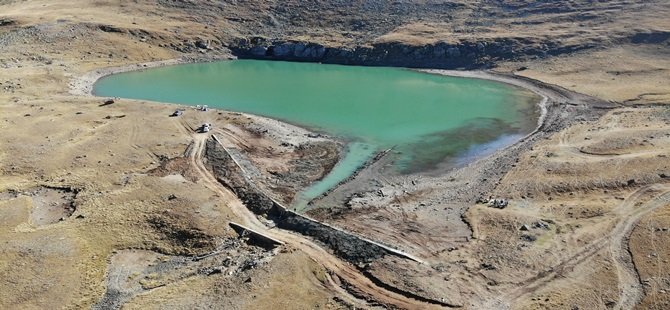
[0,18,16,27]
[228,26,668,69]
[630,30,670,44]
[230,36,596,69]
[98,24,125,33]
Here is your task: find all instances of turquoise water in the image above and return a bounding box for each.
[94,60,540,209]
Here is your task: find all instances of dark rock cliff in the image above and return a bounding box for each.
[231,36,610,69]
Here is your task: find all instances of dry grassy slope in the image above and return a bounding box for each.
[630,206,670,309]
[156,0,668,44]
[499,44,670,104]
[0,95,244,308]
[497,107,670,198]
[462,105,670,308]
[0,1,339,308]
[377,0,669,42]
[0,0,669,309]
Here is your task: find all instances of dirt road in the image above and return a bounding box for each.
[477,185,670,309]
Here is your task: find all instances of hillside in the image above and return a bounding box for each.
[1,0,669,309]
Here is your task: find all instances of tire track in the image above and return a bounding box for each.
[610,188,670,310]
[557,127,663,162]
[128,119,160,161]
[497,185,670,309]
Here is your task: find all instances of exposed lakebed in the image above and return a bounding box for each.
[94,60,540,209]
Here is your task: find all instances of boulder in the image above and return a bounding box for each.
[446,47,461,58]
[520,235,537,242]
[98,25,125,33]
[0,18,15,27]
[313,46,327,58]
[272,43,294,57]
[412,47,423,57]
[249,36,267,45]
[337,48,353,58]
[533,221,550,230]
[293,43,306,57]
[250,45,268,56]
[433,46,446,58]
[195,40,209,49]
[297,44,327,59]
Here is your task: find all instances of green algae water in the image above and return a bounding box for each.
[94,60,540,210]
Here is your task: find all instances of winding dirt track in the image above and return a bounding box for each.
[557,129,664,162]
[187,134,446,309]
[484,184,670,309]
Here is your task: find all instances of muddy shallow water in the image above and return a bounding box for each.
[94,60,540,209]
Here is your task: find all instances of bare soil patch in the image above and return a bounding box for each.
[94,237,276,309]
[23,186,77,226]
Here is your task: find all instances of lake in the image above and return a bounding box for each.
[94,60,540,210]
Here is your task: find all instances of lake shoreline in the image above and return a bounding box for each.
[71,58,190,97]
[79,59,551,211]
[4,1,667,308]
[74,58,559,211]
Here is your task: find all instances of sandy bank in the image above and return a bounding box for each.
[69,58,188,97]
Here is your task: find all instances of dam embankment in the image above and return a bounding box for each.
[205,135,422,265]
